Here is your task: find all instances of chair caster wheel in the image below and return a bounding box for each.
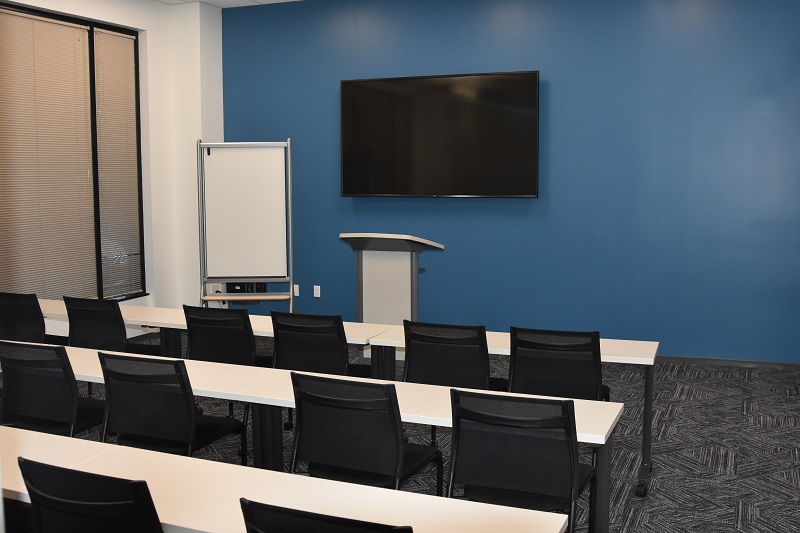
[634,482,648,497]
[283,422,294,430]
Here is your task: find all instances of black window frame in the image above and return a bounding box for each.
[0,2,147,301]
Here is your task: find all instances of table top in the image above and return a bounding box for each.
[0,427,568,533]
[370,325,659,366]
[242,369,622,444]
[38,298,657,363]
[60,345,622,445]
[37,299,393,346]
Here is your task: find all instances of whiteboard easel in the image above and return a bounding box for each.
[196,140,293,309]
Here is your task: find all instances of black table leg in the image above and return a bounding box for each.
[159,327,182,358]
[591,435,612,533]
[252,404,284,471]
[635,365,655,497]
[371,345,396,380]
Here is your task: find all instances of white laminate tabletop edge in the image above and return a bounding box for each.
[365,325,405,347]
[77,443,568,533]
[339,233,444,250]
[0,427,117,501]
[580,401,625,444]
[342,323,395,345]
[599,339,659,365]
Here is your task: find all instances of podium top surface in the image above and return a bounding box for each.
[340,233,444,252]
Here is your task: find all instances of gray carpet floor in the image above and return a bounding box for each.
[83,336,800,532]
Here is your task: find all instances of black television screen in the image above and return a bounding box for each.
[341,71,539,198]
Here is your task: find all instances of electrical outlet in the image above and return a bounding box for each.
[313,285,321,298]
[293,284,300,296]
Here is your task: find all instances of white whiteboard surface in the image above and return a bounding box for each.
[203,145,287,278]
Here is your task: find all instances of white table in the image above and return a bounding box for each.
[368,325,659,499]
[245,371,620,533]
[0,427,568,533]
[37,299,393,367]
[51,345,620,533]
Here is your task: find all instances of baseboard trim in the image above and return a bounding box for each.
[657,354,800,370]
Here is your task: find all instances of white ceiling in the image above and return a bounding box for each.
[151,0,301,8]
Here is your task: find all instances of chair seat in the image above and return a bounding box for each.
[464,462,595,512]
[308,443,441,488]
[346,362,372,378]
[125,340,163,357]
[488,376,508,391]
[117,414,243,455]
[7,396,104,436]
[254,354,274,368]
[74,396,106,433]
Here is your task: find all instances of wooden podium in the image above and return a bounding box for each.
[340,233,443,325]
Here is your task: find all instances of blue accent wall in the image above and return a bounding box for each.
[222,0,800,362]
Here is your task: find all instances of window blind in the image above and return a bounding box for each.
[0,9,97,299]
[94,28,143,298]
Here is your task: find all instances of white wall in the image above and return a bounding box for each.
[16,0,223,314]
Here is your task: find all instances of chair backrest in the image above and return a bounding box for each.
[18,457,163,533]
[184,305,255,366]
[402,320,490,390]
[0,341,80,434]
[290,372,404,480]
[271,311,349,375]
[448,389,580,502]
[64,296,127,352]
[98,352,195,451]
[0,292,46,343]
[508,327,603,400]
[240,498,413,533]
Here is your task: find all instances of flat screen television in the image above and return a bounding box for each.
[341,71,539,198]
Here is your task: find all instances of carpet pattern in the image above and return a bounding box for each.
[83,335,800,532]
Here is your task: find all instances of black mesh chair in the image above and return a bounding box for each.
[0,341,104,437]
[64,296,127,352]
[272,311,370,429]
[184,305,256,366]
[272,311,368,376]
[290,372,442,495]
[0,292,46,343]
[240,498,413,533]
[98,352,246,464]
[508,327,610,401]
[448,389,595,533]
[66,296,119,397]
[18,457,163,533]
[64,296,161,355]
[403,320,493,389]
[184,304,257,419]
[403,320,504,445]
